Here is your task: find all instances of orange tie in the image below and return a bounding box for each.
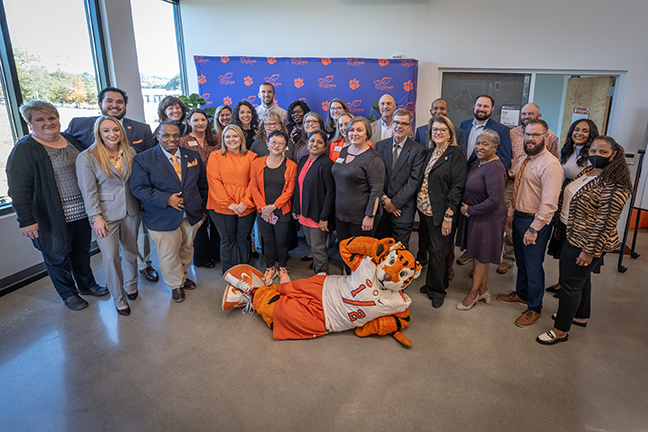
[172,155,182,181]
[511,156,530,208]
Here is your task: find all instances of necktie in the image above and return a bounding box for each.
[511,156,530,208]
[172,155,182,181]
[392,144,400,170]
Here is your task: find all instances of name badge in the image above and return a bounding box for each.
[188,140,198,147]
[334,146,342,152]
[335,158,345,164]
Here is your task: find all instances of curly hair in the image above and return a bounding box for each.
[231,100,259,131]
[254,112,288,141]
[560,119,599,167]
[592,136,632,191]
[287,100,311,127]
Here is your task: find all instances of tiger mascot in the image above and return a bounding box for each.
[222,237,421,346]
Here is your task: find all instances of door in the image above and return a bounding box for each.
[559,76,615,143]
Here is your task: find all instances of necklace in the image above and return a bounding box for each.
[478,157,497,167]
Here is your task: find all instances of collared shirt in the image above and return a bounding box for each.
[378,118,394,141]
[509,126,559,177]
[509,148,563,231]
[392,135,406,160]
[466,120,487,160]
[256,103,288,125]
[161,146,181,165]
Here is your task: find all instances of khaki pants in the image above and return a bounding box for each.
[502,177,515,263]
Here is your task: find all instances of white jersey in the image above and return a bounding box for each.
[321,256,411,333]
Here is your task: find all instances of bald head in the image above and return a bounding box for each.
[379,94,396,122]
[520,103,541,126]
[430,98,449,117]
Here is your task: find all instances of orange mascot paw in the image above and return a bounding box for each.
[354,309,411,347]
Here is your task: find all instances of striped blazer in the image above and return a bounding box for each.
[560,166,631,257]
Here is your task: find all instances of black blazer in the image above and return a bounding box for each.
[66,116,156,153]
[375,136,426,222]
[417,145,467,226]
[292,154,335,223]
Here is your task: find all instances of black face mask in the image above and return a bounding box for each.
[589,154,612,168]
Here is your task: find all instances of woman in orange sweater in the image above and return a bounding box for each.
[250,130,297,284]
[206,124,257,274]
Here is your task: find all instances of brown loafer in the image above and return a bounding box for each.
[183,279,196,290]
[496,291,527,305]
[140,266,159,282]
[171,288,185,303]
[515,309,541,327]
[496,262,512,274]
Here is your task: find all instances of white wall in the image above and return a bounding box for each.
[180,0,648,154]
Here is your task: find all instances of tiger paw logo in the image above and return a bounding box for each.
[244,96,258,106]
[267,57,276,64]
[321,58,331,66]
[243,76,253,86]
[219,73,235,86]
[400,59,417,68]
[291,58,308,66]
[220,56,229,63]
[264,74,281,87]
[349,79,360,90]
[198,74,207,85]
[318,75,336,89]
[194,56,209,64]
[346,58,365,67]
[223,96,232,105]
[294,78,304,88]
[378,59,390,67]
[374,77,393,90]
[241,57,257,65]
[347,100,364,114]
[403,80,414,91]
[321,101,330,111]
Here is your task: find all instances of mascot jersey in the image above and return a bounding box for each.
[272,256,411,340]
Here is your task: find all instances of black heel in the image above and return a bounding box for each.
[116,305,131,316]
[127,291,138,301]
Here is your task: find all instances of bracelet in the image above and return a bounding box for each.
[92,215,103,222]
[443,217,452,222]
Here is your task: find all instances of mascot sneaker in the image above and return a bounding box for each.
[224,265,265,295]
[222,285,247,310]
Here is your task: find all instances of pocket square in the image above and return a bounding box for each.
[187,160,199,167]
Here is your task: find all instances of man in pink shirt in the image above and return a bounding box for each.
[497,119,563,327]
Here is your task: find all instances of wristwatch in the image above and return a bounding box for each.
[528,227,538,234]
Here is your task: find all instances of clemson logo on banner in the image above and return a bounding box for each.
[244,96,258,106]
[347,100,364,114]
[291,58,308,66]
[267,57,276,64]
[219,73,235,86]
[223,96,232,105]
[241,57,257,65]
[201,93,213,105]
[321,58,331,66]
[400,59,417,67]
[348,79,360,90]
[243,76,253,86]
[294,78,304,88]
[195,56,209,64]
[374,77,393,90]
[399,102,415,111]
[198,75,207,84]
[403,81,414,91]
[220,56,229,63]
[264,74,281,87]
[321,101,330,111]
[318,76,336,89]
[299,98,307,102]
[346,58,365,66]
[378,59,390,66]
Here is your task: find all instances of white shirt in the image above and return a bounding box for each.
[378,118,394,141]
[256,103,288,125]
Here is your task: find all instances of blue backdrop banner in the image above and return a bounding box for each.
[194,56,418,120]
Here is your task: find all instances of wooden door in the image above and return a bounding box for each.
[559,76,615,145]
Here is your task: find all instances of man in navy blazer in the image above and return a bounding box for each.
[458,95,512,171]
[65,86,159,282]
[375,109,425,249]
[415,98,466,149]
[130,122,208,303]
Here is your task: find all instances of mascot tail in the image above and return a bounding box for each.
[354,309,412,347]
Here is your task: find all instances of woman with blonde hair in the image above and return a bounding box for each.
[76,115,140,316]
[249,112,290,157]
[213,104,232,144]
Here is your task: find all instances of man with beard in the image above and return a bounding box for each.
[414,98,466,149]
[371,94,397,142]
[497,103,559,274]
[66,86,159,283]
[496,119,563,327]
[255,82,287,125]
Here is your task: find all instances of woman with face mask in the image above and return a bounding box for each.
[536,136,632,345]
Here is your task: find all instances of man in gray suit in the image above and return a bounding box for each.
[375,109,426,249]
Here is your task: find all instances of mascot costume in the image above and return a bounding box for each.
[222,237,421,346]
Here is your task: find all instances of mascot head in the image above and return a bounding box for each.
[376,242,422,291]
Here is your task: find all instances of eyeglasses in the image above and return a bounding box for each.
[431,127,448,133]
[393,120,411,127]
[329,106,344,112]
[523,132,546,138]
[265,122,280,127]
[304,120,319,125]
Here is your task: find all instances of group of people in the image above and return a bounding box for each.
[6,82,632,347]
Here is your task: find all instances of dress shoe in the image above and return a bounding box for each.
[140,266,159,282]
[496,291,527,305]
[546,284,561,293]
[457,290,491,311]
[64,294,89,311]
[300,255,314,262]
[172,288,185,303]
[78,285,109,297]
[456,253,472,265]
[431,294,445,309]
[515,309,542,327]
[127,291,139,301]
[116,305,131,316]
[196,260,216,268]
[496,262,512,274]
[551,313,587,327]
[183,279,197,290]
[536,330,568,345]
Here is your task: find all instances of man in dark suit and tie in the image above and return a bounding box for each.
[130,122,208,303]
[415,98,466,149]
[375,109,425,249]
[65,86,159,283]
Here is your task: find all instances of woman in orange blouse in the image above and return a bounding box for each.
[206,124,257,274]
[250,130,297,284]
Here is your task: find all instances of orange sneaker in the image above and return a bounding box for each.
[279,267,291,284]
[224,264,265,294]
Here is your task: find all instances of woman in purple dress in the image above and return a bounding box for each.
[455,129,507,310]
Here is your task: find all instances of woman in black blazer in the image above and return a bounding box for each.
[293,130,335,274]
[417,115,467,308]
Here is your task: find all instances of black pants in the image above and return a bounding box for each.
[336,217,379,242]
[37,218,98,300]
[420,212,456,300]
[376,213,414,250]
[256,215,291,268]
[554,242,602,332]
[193,215,220,266]
[210,211,255,275]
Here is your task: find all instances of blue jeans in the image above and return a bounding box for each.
[210,210,255,275]
[512,216,552,313]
